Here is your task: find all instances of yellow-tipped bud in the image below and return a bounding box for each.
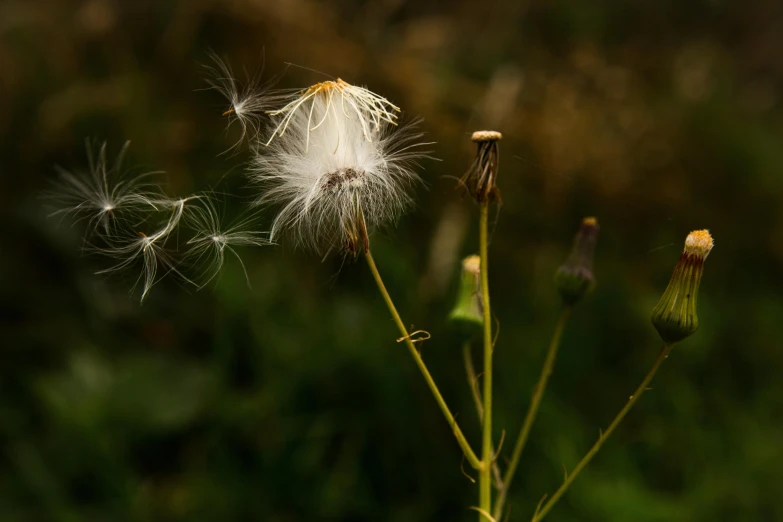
[651,230,714,344]
[555,217,600,306]
[449,255,484,334]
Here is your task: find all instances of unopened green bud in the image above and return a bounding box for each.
[555,217,599,306]
[449,255,484,334]
[651,229,714,344]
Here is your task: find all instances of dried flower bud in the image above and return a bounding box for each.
[459,130,502,203]
[651,230,714,344]
[449,255,484,334]
[555,217,599,306]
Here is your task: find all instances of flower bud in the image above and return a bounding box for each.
[651,230,714,344]
[449,255,484,334]
[555,217,599,306]
[459,130,502,203]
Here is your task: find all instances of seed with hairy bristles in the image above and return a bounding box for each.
[49,142,270,301]
[204,53,277,151]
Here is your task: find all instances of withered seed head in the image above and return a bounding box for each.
[459,130,503,204]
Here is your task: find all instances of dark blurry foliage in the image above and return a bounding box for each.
[1,0,783,521]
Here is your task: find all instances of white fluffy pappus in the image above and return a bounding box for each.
[96,195,199,301]
[250,79,429,254]
[50,142,271,301]
[49,140,165,237]
[264,79,400,150]
[184,196,271,286]
[204,53,280,150]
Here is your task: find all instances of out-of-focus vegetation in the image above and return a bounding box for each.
[2,1,783,520]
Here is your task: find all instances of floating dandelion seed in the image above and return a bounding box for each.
[49,140,164,237]
[50,143,270,301]
[98,230,183,301]
[251,79,428,255]
[185,197,272,286]
[204,53,277,150]
[96,196,200,300]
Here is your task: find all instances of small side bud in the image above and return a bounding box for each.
[555,217,600,306]
[459,130,503,203]
[449,255,484,335]
[651,230,714,344]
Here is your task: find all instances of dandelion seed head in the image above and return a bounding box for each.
[251,80,426,254]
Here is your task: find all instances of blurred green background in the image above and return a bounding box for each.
[2,0,783,521]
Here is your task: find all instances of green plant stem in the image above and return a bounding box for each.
[463,342,503,489]
[478,203,493,520]
[464,341,485,420]
[364,250,481,470]
[493,306,572,520]
[531,343,675,522]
